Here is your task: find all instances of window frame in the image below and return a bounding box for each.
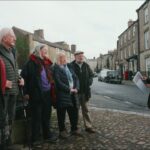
[144,30,150,50]
[144,7,149,24]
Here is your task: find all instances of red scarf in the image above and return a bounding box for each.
[30,54,53,82]
[0,58,6,94]
[30,54,53,67]
[30,54,56,105]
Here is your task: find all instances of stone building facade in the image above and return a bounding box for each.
[87,57,97,72]
[109,50,119,70]
[117,20,139,77]
[97,53,111,71]
[137,0,150,76]
[12,26,76,68]
[96,49,118,72]
[97,0,150,80]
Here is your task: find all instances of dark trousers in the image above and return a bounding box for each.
[3,94,17,122]
[0,94,5,149]
[30,91,51,142]
[3,94,17,141]
[57,106,78,132]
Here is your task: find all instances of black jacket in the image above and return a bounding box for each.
[21,60,42,102]
[21,59,51,103]
[52,63,79,108]
[71,61,94,100]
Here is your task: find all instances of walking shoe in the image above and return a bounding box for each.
[71,129,83,137]
[7,145,25,150]
[32,141,42,149]
[59,131,69,139]
[45,134,58,143]
[85,128,96,133]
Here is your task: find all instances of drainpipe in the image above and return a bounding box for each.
[137,16,140,71]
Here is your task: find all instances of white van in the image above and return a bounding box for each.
[98,69,111,82]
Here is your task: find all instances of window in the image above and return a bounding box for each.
[128,45,131,56]
[122,36,124,44]
[124,48,127,58]
[120,39,122,46]
[124,34,126,43]
[146,58,150,77]
[121,50,123,60]
[144,30,150,50]
[129,62,133,71]
[128,30,131,40]
[144,7,149,24]
[133,26,136,37]
[120,37,123,46]
[133,42,136,54]
[134,60,137,72]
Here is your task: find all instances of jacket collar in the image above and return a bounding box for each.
[0,44,16,69]
[30,54,52,66]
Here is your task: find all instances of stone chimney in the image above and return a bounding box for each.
[27,34,34,54]
[71,44,76,53]
[128,19,133,27]
[34,29,44,39]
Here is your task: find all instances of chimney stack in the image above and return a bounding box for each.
[34,29,44,39]
[128,19,133,27]
[71,44,76,53]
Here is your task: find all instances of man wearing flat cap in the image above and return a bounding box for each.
[71,51,95,133]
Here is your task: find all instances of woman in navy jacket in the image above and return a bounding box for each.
[52,52,80,138]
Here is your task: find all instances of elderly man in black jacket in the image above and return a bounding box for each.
[71,51,95,133]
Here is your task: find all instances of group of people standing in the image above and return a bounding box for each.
[0,27,95,149]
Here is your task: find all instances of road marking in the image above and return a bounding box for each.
[89,107,150,117]
[89,104,96,107]
[125,101,132,105]
[104,96,111,99]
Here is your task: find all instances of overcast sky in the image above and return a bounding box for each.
[0,1,144,59]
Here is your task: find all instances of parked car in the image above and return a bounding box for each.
[98,69,111,82]
[107,70,122,84]
[98,69,122,84]
[93,72,98,77]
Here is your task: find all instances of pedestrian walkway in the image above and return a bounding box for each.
[10,107,150,150]
[122,80,135,86]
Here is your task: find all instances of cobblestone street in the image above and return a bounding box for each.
[12,108,150,150]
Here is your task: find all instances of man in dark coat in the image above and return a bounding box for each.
[71,51,95,133]
[0,28,24,147]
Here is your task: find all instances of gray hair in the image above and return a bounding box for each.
[56,52,66,65]
[33,44,47,59]
[0,28,15,44]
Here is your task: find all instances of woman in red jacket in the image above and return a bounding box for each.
[0,57,6,149]
[0,57,6,94]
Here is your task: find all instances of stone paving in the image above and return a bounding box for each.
[9,107,150,150]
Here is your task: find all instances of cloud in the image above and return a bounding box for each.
[0,1,144,58]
